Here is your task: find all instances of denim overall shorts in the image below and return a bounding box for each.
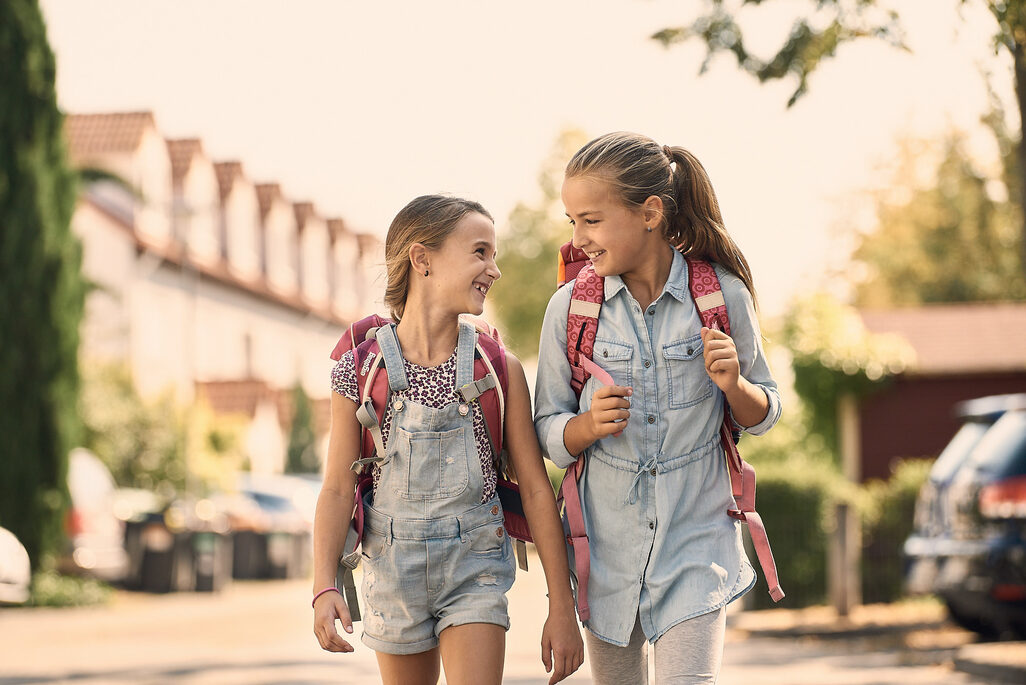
[359,322,516,655]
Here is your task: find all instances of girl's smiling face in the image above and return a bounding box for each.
[562,175,653,278]
[423,211,501,316]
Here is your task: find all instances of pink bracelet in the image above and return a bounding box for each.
[312,587,340,608]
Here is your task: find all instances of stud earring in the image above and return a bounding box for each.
[425,269,430,277]
[646,226,654,233]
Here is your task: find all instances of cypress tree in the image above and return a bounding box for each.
[0,1,85,569]
[285,383,318,473]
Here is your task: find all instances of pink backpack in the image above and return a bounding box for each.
[329,316,534,621]
[556,243,784,618]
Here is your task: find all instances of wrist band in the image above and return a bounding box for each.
[312,587,340,608]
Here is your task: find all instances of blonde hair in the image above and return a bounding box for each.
[383,195,493,321]
[566,132,756,299]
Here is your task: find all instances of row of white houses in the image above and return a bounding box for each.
[67,112,383,472]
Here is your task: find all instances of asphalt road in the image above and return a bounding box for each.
[0,565,995,685]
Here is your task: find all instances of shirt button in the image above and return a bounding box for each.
[649,521,654,529]
[644,360,651,368]
[647,308,655,315]
[490,505,499,516]
[647,415,655,424]
[650,467,656,476]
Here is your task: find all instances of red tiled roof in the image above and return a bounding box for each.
[255,183,283,218]
[356,233,381,258]
[214,161,244,201]
[195,379,276,418]
[166,138,204,184]
[326,218,348,241]
[65,112,156,160]
[860,303,1026,375]
[294,202,317,231]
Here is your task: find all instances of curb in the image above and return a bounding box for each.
[953,642,1026,684]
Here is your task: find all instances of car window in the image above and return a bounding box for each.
[930,421,993,484]
[967,410,1026,478]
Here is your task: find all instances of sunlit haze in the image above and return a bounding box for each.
[40,0,1012,315]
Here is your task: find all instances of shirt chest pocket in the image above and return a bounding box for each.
[662,335,713,410]
[593,338,633,389]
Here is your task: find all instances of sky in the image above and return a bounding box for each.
[39,0,1013,317]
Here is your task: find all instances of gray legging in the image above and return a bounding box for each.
[585,608,726,685]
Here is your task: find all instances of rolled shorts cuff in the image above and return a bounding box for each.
[436,610,511,636]
[361,630,438,656]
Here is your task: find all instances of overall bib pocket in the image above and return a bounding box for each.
[663,334,713,409]
[392,425,471,500]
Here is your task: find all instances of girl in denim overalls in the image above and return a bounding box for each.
[312,195,583,685]
[535,133,782,684]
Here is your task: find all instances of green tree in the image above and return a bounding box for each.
[653,0,1026,277]
[0,1,85,568]
[490,129,587,357]
[853,126,1026,306]
[285,383,319,474]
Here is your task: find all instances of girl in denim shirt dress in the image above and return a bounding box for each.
[534,133,782,684]
[313,196,583,685]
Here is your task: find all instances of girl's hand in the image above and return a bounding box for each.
[700,327,740,393]
[313,591,355,653]
[540,600,585,684]
[585,385,632,440]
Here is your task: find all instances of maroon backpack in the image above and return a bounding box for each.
[329,315,533,621]
[556,243,784,616]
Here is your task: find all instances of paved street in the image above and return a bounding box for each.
[0,560,996,685]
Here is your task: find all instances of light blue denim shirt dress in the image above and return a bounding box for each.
[534,249,782,646]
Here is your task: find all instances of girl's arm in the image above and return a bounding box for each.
[702,269,783,434]
[505,352,584,685]
[312,391,361,653]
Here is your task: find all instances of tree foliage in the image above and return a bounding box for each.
[653,0,906,107]
[490,129,588,357]
[853,125,1026,306]
[654,0,1026,275]
[0,1,85,569]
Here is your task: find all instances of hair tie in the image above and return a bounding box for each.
[662,145,674,162]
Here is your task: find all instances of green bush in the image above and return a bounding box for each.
[860,458,932,604]
[28,570,112,608]
[743,455,849,609]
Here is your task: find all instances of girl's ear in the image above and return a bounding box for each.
[642,195,665,227]
[409,242,430,276]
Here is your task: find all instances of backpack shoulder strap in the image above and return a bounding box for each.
[685,257,729,334]
[464,329,507,460]
[686,257,784,603]
[566,264,604,398]
[330,314,393,361]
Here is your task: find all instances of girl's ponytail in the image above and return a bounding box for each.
[664,146,755,300]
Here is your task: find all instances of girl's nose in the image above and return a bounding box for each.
[488,259,501,281]
[571,223,585,250]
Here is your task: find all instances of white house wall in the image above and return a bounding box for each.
[224,181,261,281]
[182,159,222,266]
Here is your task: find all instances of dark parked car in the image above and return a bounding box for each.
[904,393,1026,638]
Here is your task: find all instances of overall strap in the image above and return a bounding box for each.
[373,323,410,393]
[455,321,477,392]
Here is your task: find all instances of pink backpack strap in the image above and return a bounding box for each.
[566,264,604,398]
[557,458,591,621]
[558,242,590,287]
[686,257,784,603]
[557,251,603,621]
